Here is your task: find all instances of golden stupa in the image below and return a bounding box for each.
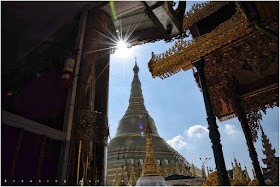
[106,61,201,185]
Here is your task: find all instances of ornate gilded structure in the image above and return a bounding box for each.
[106,62,201,185]
[203,160,254,186]
[148,1,278,185]
[230,158,248,186]
[149,4,251,79]
[183,2,229,31]
[202,171,219,186]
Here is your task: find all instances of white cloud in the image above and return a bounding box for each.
[167,135,187,150]
[184,125,209,138]
[224,124,238,135]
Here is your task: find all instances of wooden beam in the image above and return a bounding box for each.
[142,1,170,39]
[1,110,66,141]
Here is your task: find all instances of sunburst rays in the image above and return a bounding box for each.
[82,1,146,59]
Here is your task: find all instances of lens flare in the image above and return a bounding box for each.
[139,123,143,129]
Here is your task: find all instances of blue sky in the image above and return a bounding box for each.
[108,1,279,179]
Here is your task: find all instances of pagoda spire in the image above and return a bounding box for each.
[124,59,148,116]
[260,125,277,167]
[260,125,279,183]
[232,162,236,179]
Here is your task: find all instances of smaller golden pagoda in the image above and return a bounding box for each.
[135,122,167,186]
[141,122,160,177]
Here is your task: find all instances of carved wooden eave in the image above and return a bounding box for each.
[148,1,278,140]
[148,5,251,79]
[183,1,229,31]
[203,21,278,140]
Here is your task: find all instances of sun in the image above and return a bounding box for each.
[115,40,131,57]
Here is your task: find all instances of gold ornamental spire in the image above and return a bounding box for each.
[232,162,236,179]
[141,122,160,176]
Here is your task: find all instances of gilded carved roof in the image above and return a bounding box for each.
[183,1,229,30]
[148,4,250,79]
[147,1,279,141]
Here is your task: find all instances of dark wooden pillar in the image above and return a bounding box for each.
[193,59,230,186]
[59,10,88,185]
[230,96,266,185]
[9,128,24,185]
[67,8,113,186]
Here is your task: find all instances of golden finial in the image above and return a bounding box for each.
[232,161,236,180]
[141,121,160,176]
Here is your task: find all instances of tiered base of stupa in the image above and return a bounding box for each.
[136,176,167,186]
